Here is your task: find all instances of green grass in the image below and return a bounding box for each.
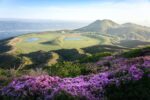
[13,32,104,54]
[15,33,61,53]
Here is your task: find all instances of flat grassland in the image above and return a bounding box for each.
[13,32,105,53]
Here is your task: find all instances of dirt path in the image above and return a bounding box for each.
[47,52,59,66]
[76,48,91,56]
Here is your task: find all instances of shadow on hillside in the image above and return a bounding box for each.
[116,40,150,48]
[19,50,52,69]
[0,54,21,69]
[52,49,87,61]
[82,44,128,54]
[40,40,58,45]
[1,42,149,70]
[0,38,13,54]
[18,48,87,69]
[18,44,129,69]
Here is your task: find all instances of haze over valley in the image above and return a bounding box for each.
[0,19,87,40]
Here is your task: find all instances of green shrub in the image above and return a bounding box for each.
[105,76,150,100]
[45,62,90,77]
[79,52,112,63]
[122,49,142,58]
[0,69,6,76]
[53,91,85,100]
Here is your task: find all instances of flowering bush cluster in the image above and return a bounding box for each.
[1,56,150,100]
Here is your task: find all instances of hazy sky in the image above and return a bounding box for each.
[0,0,150,26]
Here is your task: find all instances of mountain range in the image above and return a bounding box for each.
[74,19,150,40]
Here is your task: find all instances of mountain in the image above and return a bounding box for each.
[108,23,150,40]
[74,20,150,40]
[74,19,119,33]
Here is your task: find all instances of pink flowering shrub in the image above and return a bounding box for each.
[129,65,143,80]
[1,56,150,100]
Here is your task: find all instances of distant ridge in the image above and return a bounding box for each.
[74,19,119,33]
[74,19,150,40]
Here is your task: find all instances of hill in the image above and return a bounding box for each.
[0,46,150,100]
[74,20,150,40]
[74,19,119,33]
[108,23,150,40]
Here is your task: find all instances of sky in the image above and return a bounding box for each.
[0,0,150,26]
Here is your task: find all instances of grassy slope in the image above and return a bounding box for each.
[14,32,102,54]
[15,33,61,53]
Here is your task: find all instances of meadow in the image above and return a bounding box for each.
[14,32,103,54]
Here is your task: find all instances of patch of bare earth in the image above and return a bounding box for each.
[7,38,22,54]
[47,52,59,66]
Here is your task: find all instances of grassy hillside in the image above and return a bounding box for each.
[116,40,150,48]
[14,32,101,53]
[0,46,150,100]
[75,20,150,40]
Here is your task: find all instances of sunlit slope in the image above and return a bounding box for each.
[75,19,150,40]
[13,32,105,53]
[74,19,119,33]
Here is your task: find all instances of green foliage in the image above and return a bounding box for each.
[55,49,86,61]
[83,45,125,54]
[0,69,7,76]
[0,69,13,87]
[105,76,150,100]
[122,46,150,58]
[45,62,90,77]
[143,46,150,51]
[79,52,112,63]
[53,91,85,100]
[0,54,22,69]
[122,49,142,58]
